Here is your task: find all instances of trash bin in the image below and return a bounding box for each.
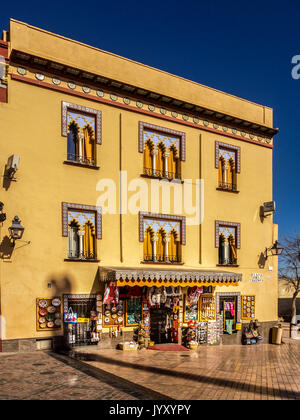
[272,326,282,345]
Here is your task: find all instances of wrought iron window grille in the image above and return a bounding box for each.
[143,167,181,180]
[67,153,96,167]
[144,254,181,263]
[218,182,237,192]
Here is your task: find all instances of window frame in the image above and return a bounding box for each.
[139,121,185,181]
[139,212,186,264]
[215,141,241,192]
[62,202,102,262]
[215,220,241,267]
[62,101,102,168]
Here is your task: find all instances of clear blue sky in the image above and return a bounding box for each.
[1,0,299,240]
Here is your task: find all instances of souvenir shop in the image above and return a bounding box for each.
[60,269,262,349]
[74,268,249,349]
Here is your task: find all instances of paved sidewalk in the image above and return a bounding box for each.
[0,339,299,400]
[0,351,168,400]
[70,339,300,400]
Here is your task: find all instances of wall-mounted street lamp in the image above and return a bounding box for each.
[264,240,283,260]
[8,216,24,243]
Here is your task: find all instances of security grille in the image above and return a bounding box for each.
[66,297,96,347]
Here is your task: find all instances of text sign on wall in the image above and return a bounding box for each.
[250,273,264,283]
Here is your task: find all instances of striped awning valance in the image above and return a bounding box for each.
[100,267,242,288]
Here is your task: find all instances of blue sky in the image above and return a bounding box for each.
[1,0,299,239]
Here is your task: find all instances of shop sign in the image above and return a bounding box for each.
[77,318,90,323]
[250,273,264,283]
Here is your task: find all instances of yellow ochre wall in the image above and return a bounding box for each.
[0,19,278,341]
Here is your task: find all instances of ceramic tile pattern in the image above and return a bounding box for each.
[0,337,300,400]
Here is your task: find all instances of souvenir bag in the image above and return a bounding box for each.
[64,307,77,324]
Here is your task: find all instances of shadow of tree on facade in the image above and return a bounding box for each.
[45,275,73,351]
[61,350,299,400]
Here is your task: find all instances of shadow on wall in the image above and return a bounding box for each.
[258,252,267,269]
[45,275,73,351]
[0,235,14,259]
[2,166,14,191]
[45,267,103,351]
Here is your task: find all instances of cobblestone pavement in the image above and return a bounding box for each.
[0,338,300,400]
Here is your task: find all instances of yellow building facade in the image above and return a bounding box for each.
[0,19,279,351]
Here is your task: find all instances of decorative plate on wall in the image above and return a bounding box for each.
[38,299,48,308]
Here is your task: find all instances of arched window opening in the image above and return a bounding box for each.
[227,159,236,191]
[83,222,95,260]
[82,125,96,166]
[156,144,165,177]
[143,227,154,262]
[67,122,79,162]
[169,230,180,263]
[168,146,180,180]
[156,229,166,262]
[218,157,225,188]
[219,234,237,265]
[228,234,237,265]
[143,141,154,176]
[68,220,80,258]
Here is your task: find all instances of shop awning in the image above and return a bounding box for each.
[100,267,242,287]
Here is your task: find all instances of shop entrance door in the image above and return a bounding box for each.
[66,297,97,347]
[150,304,176,344]
[219,295,238,335]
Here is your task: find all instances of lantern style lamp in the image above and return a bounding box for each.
[8,216,24,242]
[265,240,283,259]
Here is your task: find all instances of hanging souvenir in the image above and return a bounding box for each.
[64,307,77,324]
[103,281,119,305]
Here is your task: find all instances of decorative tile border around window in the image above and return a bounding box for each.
[61,101,102,144]
[138,122,186,161]
[215,141,241,173]
[215,221,241,249]
[62,202,102,239]
[139,211,186,245]
[216,292,241,322]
